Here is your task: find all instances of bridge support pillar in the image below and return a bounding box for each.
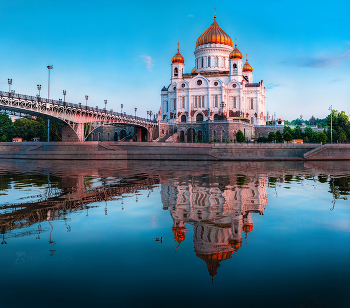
[76,123,84,142]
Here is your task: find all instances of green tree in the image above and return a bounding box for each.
[318,132,328,144]
[276,131,283,143]
[326,110,350,142]
[268,131,276,142]
[293,125,303,139]
[236,130,245,142]
[0,114,14,141]
[1,135,7,142]
[284,131,293,142]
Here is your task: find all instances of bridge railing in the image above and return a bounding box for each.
[0,90,157,123]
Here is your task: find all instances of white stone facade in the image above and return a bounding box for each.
[160,16,266,136]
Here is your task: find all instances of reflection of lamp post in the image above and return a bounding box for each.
[37,84,41,96]
[63,90,66,102]
[135,107,137,119]
[329,105,332,144]
[104,100,107,113]
[47,65,53,142]
[8,79,12,92]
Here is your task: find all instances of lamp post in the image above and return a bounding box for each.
[47,65,53,142]
[63,90,66,102]
[37,84,41,96]
[274,112,276,142]
[121,104,123,114]
[149,110,153,122]
[220,101,226,117]
[85,95,88,109]
[329,105,332,144]
[147,111,149,121]
[8,79,12,92]
[104,100,107,113]
[134,107,137,119]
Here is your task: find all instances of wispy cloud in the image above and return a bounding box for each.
[296,49,350,68]
[330,78,341,82]
[187,14,194,17]
[140,55,154,71]
[265,83,282,90]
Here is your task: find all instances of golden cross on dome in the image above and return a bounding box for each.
[214,6,216,19]
[246,53,248,61]
[177,42,180,52]
[235,37,237,47]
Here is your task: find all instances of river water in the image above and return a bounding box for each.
[0,159,349,308]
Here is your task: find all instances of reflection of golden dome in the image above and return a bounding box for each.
[196,252,233,262]
[172,226,186,243]
[242,57,253,72]
[191,67,196,73]
[229,41,243,59]
[243,224,254,233]
[196,16,233,47]
[172,43,185,63]
[228,239,242,251]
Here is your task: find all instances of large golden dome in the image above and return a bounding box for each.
[196,16,233,47]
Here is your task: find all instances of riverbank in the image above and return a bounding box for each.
[1,141,350,160]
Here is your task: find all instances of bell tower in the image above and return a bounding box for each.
[171,43,185,82]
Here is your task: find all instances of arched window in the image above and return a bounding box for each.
[223,57,226,68]
[120,130,127,139]
[174,67,178,77]
[202,96,205,108]
[198,96,201,108]
[201,57,204,68]
[194,96,197,108]
[214,95,218,108]
[251,98,253,109]
[181,115,187,122]
[166,101,168,112]
[180,131,185,142]
[208,56,211,67]
[198,130,203,142]
[251,117,254,124]
[215,57,218,67]
[234,97,237,108]
[174,99,176,110]
[182,96,185,108]
[196,113,203,122]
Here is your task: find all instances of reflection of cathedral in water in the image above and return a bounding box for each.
[162,175,268,283]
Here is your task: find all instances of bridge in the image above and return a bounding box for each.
[0,91,158,141]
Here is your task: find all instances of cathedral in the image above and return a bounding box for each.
[160,11,266,142]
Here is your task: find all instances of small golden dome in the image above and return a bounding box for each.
[172,43,185,64]
[191,67,196,73]
[229,40,243,59]
[196,15,233,47]
[242,55,253,72]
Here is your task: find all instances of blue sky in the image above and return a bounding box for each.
[0,0,349,120]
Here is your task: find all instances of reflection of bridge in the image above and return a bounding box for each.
[0,174,159,237]
[0,91,158,141]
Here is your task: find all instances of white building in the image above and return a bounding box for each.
[160,12,266,142]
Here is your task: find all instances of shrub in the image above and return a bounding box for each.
[236,130,245,142]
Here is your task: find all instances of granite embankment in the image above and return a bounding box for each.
[1,142,350,160]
